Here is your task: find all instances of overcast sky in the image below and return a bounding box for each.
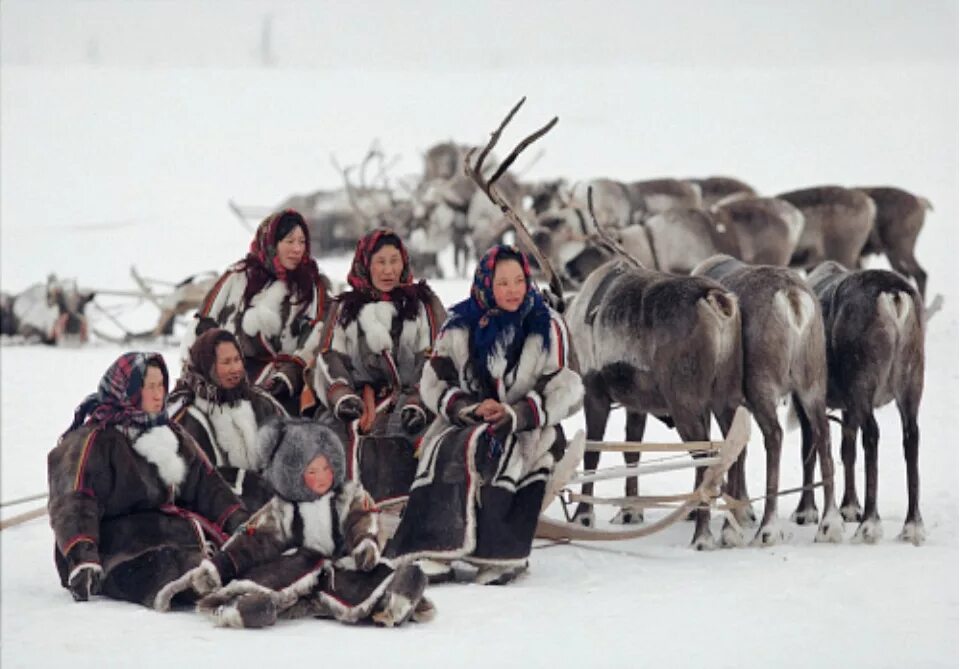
[1,0,956,70]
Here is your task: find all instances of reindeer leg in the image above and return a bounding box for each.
[804,397,842,543]
[751,402,787,547]
[611,411,646,525]
[853,412,883,544]
[572,373,610,527]
[839,410,863,522]
[896,392,924,545]
[675,409,715,551]
[790,394,820,525]
[714,407,746,547]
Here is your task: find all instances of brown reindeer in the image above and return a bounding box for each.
[802,262,925,545]
[692,255,843,546]
[777,186,875,270]
[855,187,931,299]
[570,177,702,227]
[687,176,757,209]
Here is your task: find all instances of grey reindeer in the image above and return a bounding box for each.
[564,258,744,550]
[692,255,843,546]
[777,185,876,270]
[802,261,925,545]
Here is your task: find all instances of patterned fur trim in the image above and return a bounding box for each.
[194,397,261,470]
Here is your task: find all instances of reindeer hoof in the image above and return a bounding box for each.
[898,521,926,546]
[839,502,863,523]
[852,517,883,544]
[720,522,745,548]
[814,509,844,543]
[751,523,787,547]
[571,510,595,528]
[734,504,758,529]
[610,508,644,525]
[691,532,717,551]
[790,505,820,526]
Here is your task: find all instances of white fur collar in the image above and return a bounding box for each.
[194,397,261,470]
[357,301,397,353]
[298,494,337,555]
[131,425,187,489]
[241,280,287,337]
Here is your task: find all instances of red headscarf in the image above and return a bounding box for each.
[240,209,324,309]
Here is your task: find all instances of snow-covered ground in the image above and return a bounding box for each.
[2,4,957,668]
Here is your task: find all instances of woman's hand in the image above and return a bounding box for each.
[474,399,506,423]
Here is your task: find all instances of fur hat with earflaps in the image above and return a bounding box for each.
[258,417,346,502]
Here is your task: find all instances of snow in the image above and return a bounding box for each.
[1,3,957,668]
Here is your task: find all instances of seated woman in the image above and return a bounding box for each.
[183,209,332,415]
[47,352,249,610]
[170,327,287,511]
[307,228,446,506]
[386,245,584,585]
[175,418,434,628]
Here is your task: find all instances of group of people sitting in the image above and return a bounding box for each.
[47,209,584,629]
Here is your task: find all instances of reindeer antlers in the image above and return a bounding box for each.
[464,97,565,309]
[586,186,642,269]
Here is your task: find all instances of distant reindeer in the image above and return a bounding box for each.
[0,275,94,345]
[565,258,744,549]
[692,255,843,546]
[570,177,702,227]
[803,261,925,545]
[777,186,875,270]
[855,187,931,299]
[687,176,757,209]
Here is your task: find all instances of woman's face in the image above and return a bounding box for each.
[140,364,166,414]
[277,225,307,271]
[370,244,404,292]
[303,455,334,495]
[492,259,527,312]
[213,341,245,390]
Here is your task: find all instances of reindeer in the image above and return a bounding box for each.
[687,176,757,209]
[801,262,925,545]
[777,186,875,270]
[854,187,931,299]
[691,255,843,546]
[709,196,805,266]
[0,275,94,345]
[570,177,702,227]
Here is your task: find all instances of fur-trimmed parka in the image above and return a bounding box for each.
[47,423,249,609]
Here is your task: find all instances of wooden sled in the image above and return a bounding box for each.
[535,406,751,542]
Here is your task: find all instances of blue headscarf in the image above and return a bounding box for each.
[443,245,552,396]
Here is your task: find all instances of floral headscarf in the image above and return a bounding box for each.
[443,245,552,396]
[337,228,433,326]
[240,209,324,309]
[65,352,170,436]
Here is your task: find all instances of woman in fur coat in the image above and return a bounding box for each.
[307,228,446,506]
[386,245,584,585]
[170,328,287,511]
[47,352,250,610]
[183,209,332,415]
[173,417,434,628]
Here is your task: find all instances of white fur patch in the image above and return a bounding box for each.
[132,426,187,489]
[241,280,287,337]
[299,496,337,555]
[194,397,261,470]
[542,369,584,423]
[357,301,397,353]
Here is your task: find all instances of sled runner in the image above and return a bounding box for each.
[534,406,750,541]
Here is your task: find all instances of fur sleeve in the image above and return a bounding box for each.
[311,302,359,410]
[175,429,248,536]
[420,326,479,423]
[339,482,381,553]
[46,428,118,572]
[211,497,292,583]
[515,311,583,427]
[180,269,247,366]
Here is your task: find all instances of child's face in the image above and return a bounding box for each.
[303,455,334,495]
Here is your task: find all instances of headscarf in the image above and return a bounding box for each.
[443,245,552,396]
[65,352,170,436]
[239,209,324,309]
[171,328,253,406]
[337,228,434,326]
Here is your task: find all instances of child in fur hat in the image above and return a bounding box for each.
[172,417,434,628]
